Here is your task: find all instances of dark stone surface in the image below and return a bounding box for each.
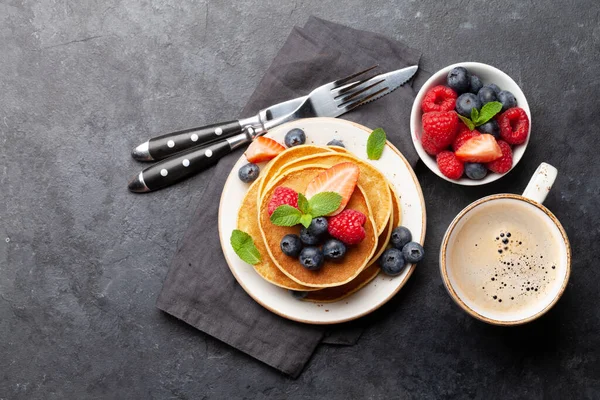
[1,1,599,398]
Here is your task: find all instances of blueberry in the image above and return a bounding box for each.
[487,83,501,95]
[464,162,488,180]
[280,234,303,257]
[238,163,260,183]
[289,290,308,299]
[456,93,482,118]
[284,128,306,147]
[379,248,406,276]
[469,74,483,94]
[327,139,345,148]
[477,119,500,139]
[308,217,328,237]
[477,86,498,105]
[447,67,471,94]
[299,247,324,270]
[402,242,425,263]
[300,226,321,246]
[322,239,347,261]
[391,226,412,250]
[497,90,517,112]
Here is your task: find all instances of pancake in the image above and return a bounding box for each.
[257,145,334,199]
[329,146,349,153]
[237,178,316,291]
[388,182,402,229]
[259,165,378,288]
[268,152,392,236]
[303,181,402,302]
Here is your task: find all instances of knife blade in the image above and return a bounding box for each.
[128,65,418,193]
[131,96,306,162]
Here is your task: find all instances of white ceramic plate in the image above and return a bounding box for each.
[218,117,426,324]
[410,62,531,186]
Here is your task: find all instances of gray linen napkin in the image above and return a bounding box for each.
[156,16,422,377]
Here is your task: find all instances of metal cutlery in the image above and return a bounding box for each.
[128,65,418,193]
[131,96,307,162]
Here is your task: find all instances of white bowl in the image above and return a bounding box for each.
[410,62,531,185]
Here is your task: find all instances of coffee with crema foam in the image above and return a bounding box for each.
[445,198,567,322]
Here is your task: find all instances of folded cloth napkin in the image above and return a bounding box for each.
[156,16,422,378]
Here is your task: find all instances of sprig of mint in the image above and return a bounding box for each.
[457,101,503,131]
[230,229,261,265]
[270,192,342,228]
[367,128,386,160]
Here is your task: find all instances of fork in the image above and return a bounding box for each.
[128,66,394,193]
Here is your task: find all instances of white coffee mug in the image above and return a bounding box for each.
[440,163,571,325]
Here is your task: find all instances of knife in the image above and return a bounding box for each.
[131,96,306,162]
[128,65,418,193]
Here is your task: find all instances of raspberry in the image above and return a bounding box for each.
[436,151,464,180]
[422,111,459,148]
[452,124,480,151]
[421,131,445,155]
[421,85,458,113]
[486,140,513,174]
[267,187,298,215]
[498,107,529,145]
[327,209,367,245]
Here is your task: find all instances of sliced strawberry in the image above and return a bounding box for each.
[455,134,502,163]
[245,137,285,163]
[305,162,359,216]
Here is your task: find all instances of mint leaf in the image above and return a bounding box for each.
[297,193,309,214]
[299,214,313,229]
[474,101,502,126]
[308,192,342,217]
[366,128,386,160]
[230,229,261,265]
[470,107,479,122]
[457,114,475,131]
[270,205,302,226]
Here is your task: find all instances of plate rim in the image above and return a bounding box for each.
[218,117,427,324]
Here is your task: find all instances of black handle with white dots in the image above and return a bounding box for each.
[128,133,251,193]
[132,120,242,162]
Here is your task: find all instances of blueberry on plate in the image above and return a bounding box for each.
[289,290,308,299]
[464,162,488,180]
[456,93,482,118]
[390,226,412,250]
[280,234,303,257]
[447,67,471,94]
[322,239,347,261]
[487,83,501,95]
[477,119,500,139]
[379,248,406,276]
[327,139,345,148]
[284,128,306,147]
[477,86,498,105]
[469,74,483,94]
[497,90,517,112]
[308,217,328,237]
[238,163,260,183]
[299,247,324,270]
[402,242,425,263]
[300,226,321,246]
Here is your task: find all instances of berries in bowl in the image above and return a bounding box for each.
[410,62,531,185]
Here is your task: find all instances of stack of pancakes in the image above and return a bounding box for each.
[237,145,400,302]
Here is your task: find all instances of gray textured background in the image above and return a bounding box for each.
[1,1,599,399]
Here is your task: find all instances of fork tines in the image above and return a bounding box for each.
[332,65,378,87]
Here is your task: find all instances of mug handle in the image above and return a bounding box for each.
[522,162,558,204]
